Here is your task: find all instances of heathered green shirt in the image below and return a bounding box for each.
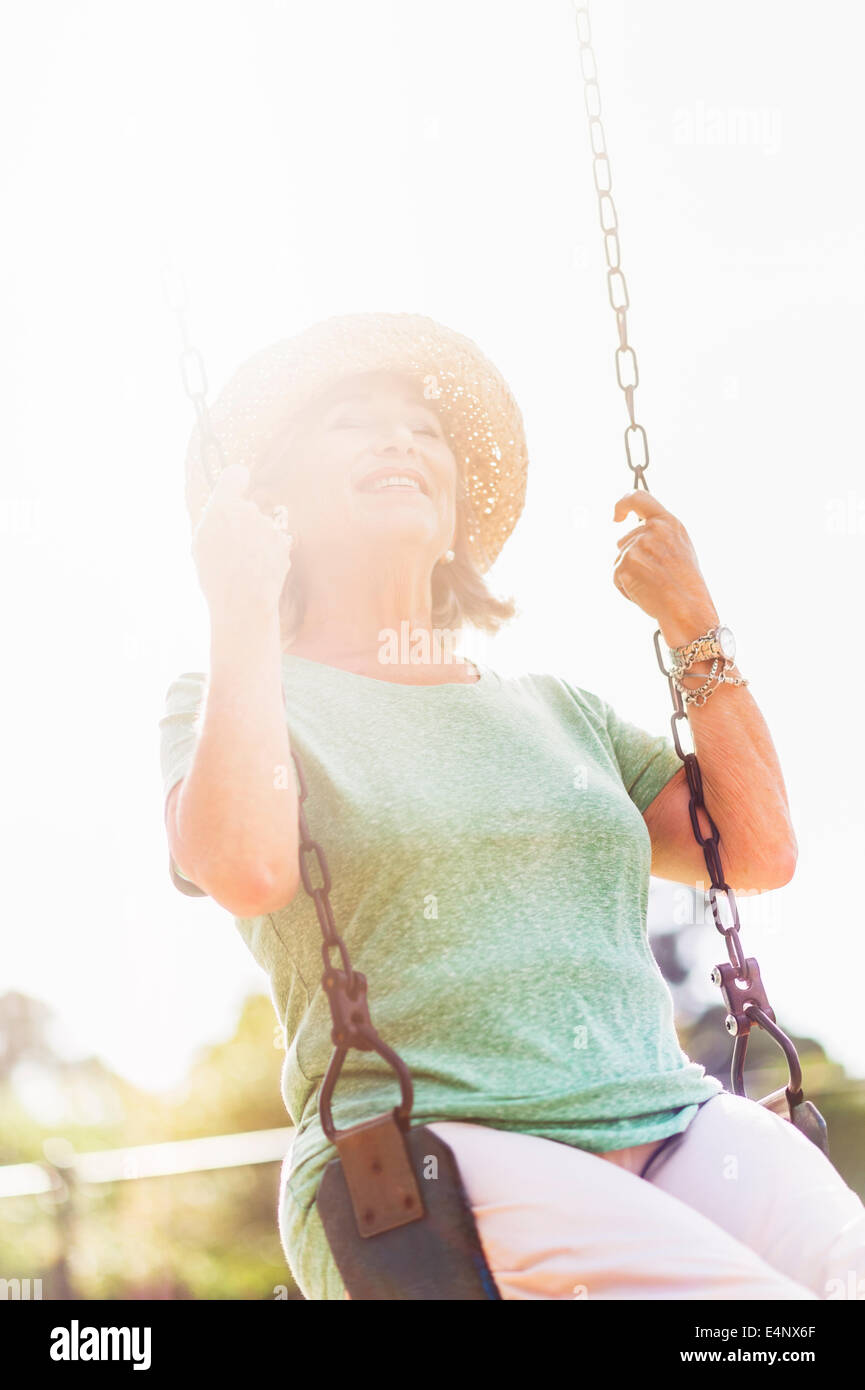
[158,653,723,1300]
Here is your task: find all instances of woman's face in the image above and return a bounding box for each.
[260,370,459,574]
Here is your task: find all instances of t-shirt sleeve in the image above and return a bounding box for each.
[602,699,685,815]
[158,670,209,897]
[558,678,686,814]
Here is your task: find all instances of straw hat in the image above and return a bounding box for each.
[183,311,529,573]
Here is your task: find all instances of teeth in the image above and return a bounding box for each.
[370,475,422,491]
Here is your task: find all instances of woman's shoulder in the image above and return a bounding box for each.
[161,669,208,714]
[495,666,609,716]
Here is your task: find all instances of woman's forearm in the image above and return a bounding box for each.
[661,607,798,885]
[172,603,300,913]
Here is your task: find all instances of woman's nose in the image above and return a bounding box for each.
[372,421,418,454]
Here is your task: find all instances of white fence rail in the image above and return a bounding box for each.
[0,1126,295,1199]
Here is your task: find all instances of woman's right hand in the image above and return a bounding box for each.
[191,464,294,620]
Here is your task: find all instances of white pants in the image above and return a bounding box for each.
[420,1093,865,1300]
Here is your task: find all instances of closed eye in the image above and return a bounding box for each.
[333,414,439,437]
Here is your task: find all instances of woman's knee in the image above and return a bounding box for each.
[647,1091,865,1298]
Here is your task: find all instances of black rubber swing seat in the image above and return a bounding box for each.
[317,1114,501,1300]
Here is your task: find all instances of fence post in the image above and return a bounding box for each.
[37,1157,77,1300]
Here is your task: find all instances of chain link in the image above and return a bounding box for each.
[572,6,649,490]
[572,4,806,1105]
[160,259,227,490]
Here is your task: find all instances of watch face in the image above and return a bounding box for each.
[717,625,736,659]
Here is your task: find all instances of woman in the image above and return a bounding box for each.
[159,311,865,1301]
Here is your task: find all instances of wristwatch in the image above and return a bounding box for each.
[668,624,736,669]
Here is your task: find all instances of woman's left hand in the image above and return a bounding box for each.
[612,490,719,647]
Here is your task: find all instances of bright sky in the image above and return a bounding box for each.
[3,0,864,1097]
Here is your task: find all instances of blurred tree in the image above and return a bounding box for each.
[0,990,300,1300]
[0,992,58,1077]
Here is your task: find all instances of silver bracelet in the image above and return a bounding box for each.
[671,656,749,707]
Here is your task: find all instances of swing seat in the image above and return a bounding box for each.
[317,1114,501,1300]
[758,1089,830,1156]
[318,1092,829,1300]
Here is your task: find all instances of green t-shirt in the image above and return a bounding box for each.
[158,654,723,1300]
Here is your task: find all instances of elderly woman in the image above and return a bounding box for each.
[159,312,865,1301]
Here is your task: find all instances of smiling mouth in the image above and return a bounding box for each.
[356,468,430,496]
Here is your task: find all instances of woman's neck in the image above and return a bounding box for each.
[285,631,476,684]
[285,558,466,678]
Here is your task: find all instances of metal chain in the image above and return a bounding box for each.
[160,255,413,1140]
[571,4,806,1107]
[160,261,229,490]
[571,7,649,491]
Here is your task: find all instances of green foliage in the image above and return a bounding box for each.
[0,991,301,1300]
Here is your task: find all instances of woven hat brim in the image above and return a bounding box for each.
[183,311,529,573]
